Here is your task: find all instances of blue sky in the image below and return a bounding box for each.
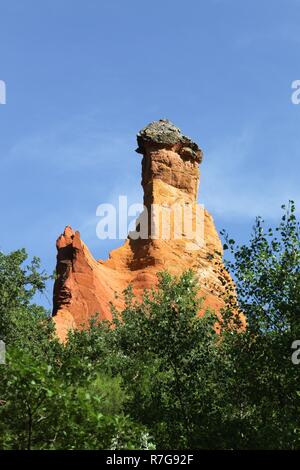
[0,0,299,309]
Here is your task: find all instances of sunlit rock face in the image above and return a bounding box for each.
[52,120,244,341]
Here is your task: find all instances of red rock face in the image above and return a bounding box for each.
[53,120,244,341]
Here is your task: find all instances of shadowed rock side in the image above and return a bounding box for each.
[53,120,245,341]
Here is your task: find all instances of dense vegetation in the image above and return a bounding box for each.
[0,202,299,449]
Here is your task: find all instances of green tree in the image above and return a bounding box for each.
[0,348,149,450]
[0,249,150,450]
[0,249,55,356]
[219,201,300,449]
[107,271,226,448]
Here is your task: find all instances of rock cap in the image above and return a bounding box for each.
[136,119,202,163]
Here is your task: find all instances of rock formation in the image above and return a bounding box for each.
[53,119,241,341]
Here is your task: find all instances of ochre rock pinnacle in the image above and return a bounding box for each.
[52,120,244,341]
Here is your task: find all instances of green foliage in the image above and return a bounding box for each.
[222,200,300,334]
[108,271,223,448]
[0,203,299,449]
[219,201,300,448]
[0,349,147,450]
[0,249,55,356]
[0,249,149,450]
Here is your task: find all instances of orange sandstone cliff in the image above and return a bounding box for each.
[52,120,239,341]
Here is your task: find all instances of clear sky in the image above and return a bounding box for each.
[0,0,299,309]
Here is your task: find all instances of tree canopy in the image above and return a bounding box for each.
[0,203,299,449]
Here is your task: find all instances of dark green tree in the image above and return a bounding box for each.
[0,249,150,450]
